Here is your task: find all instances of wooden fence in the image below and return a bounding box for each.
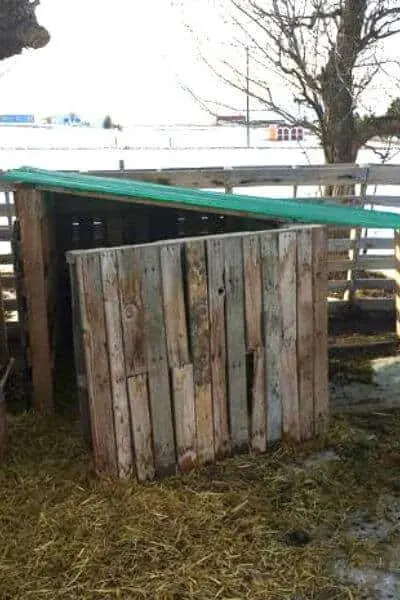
[67,225,328,480]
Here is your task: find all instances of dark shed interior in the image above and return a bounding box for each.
[14,188,281,413]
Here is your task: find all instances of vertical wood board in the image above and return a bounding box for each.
[313,227,329,435]
[140,245,176,476]
[14,189,53,412]
[395,230,400,339]
[251,346,266,452]
[160,244,189,366]
[101,251,133,478]
[261,231,282,443]
[127,374,155,481]
[243,235,266,452]
[224,236,248,451]
[69,261,90,445]
[76,253,117,475]
[172,364,197,472]
[206,238,230,458]
[186,240,214,464]
[117,247,146,377]
[243,235,262,351]
[279,231,300,441]
[296,229,315,440]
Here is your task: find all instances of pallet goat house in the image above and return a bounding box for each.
[67,227,328,479]
[1,167,329,479]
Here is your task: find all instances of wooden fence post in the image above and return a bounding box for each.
[14,188,54,413]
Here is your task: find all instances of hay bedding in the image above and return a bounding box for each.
[1,411,400,600]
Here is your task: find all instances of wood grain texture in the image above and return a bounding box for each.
[186,240,214,464]
[14,189,53,413]
[117,247,146,377]
[250,346,266,452]
[313,227,329,436]
[279,231,300,441]
[160,244,189,366]
[395,230,400,339]
[260,232,282,443]
[101,251,133,478]
[243,235,262,351]
[77,254,117,475]
[206,237,229,458]
[172,364,197,472]
[69,261,90,445]
[243,235,266,452]
[140,245,176,476]
[296,228,315,440]
[127,374,155,481]
[224,237,248,452]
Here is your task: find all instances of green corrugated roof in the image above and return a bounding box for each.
[1,166,400,229]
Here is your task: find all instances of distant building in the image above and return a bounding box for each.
[266,120,304,142]
[41,113,90,126]
[216,114,246,126]
[0,114,35,125]
[215,114,305,141]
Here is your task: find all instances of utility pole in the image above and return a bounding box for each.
[246,46,250,148]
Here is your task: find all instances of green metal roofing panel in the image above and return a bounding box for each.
[2,166,400,229]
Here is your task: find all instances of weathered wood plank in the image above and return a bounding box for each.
[329,278,395,292]
[68,261,90,445]
[279,231,300,441]
[329,298,393,313]
[172,364,197,472]
[251,346,266,452]
[140,245,176,476]
[88,164,371,187]
[206,237,230,459]
[329,237,394,252]
[14,189,53,412]
[242,235,266,452]
[394,230,400,338]
[127,374,155,481]
[243,235,262,351]
[117,247,146,377]
[329,255,395,272]
[76,253,117,475]
[101,251,133,478]
[296,229,314,441]
[186,240,214,464]
[160,244,189,366]
[260,231,282,443]
[313,227,329,436]
[224,237,248,451]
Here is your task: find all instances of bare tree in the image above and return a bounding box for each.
[0,0,50,61]
[176,0,400,164]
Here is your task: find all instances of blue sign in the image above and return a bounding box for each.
[0,114,35,124]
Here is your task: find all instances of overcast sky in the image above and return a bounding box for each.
[0,0,215,124]
[0,0,399,125]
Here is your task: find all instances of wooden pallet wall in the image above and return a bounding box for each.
[68,225,329,480]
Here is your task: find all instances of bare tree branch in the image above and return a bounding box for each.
[177,0,400,164]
